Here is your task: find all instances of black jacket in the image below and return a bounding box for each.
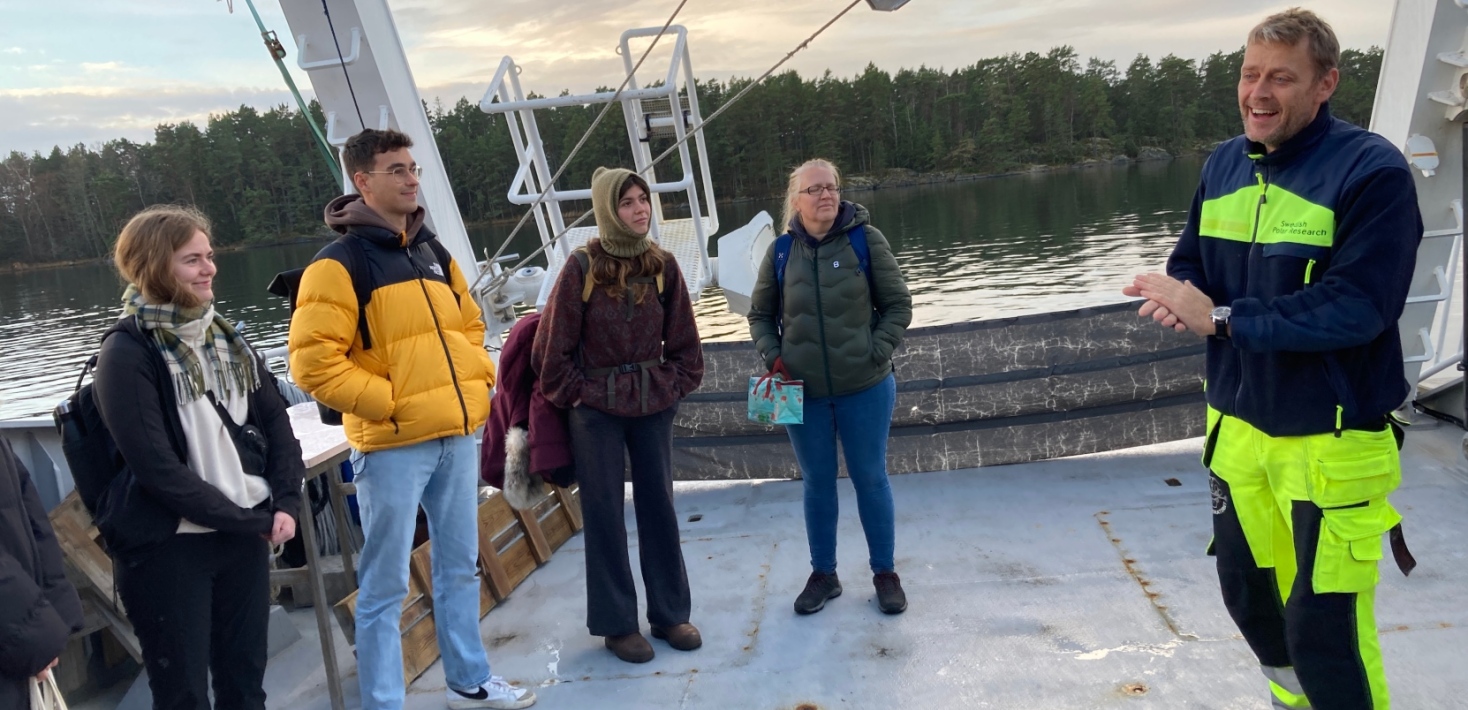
[93,317,304,555]
[1,440,84,708]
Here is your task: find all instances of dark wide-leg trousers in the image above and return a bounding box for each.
[116,531,270,710]
[569,404,690,637]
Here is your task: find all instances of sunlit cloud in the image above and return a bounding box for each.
[1,0,1394,155]
[79,61,127,73]
[0,87,295,155]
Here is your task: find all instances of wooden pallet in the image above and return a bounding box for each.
[44,493,145,695]
[47,494,143,660]
[333,484,582,685]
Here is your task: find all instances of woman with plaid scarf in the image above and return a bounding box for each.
[91,205,305,709]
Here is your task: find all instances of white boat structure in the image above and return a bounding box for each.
[6,0,1468,708]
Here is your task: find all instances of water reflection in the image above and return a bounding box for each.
[0,158,1200,419]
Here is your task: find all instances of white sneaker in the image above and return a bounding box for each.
[446,676,536,709]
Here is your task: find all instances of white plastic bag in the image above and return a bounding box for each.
[29,673,69,710]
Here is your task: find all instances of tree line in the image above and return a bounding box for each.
[0,45,1382,266]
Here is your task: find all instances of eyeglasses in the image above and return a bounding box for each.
[798,184,841,196]
[362,165,424,180]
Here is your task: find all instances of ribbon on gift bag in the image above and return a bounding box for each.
[747,372,804,425]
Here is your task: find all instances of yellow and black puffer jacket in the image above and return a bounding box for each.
[289,196,494,452]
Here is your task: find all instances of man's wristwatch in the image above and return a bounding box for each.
[1210,306,1231,338]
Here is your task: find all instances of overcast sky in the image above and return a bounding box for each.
[0,0,1393,156]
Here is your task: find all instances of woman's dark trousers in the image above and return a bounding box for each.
[116,531,270,710]
[570,404,691,637]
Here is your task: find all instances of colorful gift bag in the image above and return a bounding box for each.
[747,373,804,425]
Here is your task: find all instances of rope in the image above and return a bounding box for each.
[478,0,865,297]
[241,0,338,179]
[322,0,366,128]
[475,0,689,285]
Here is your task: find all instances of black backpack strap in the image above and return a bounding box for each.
[336,235,375,350]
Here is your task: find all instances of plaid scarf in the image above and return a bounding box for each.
[121,285,260,404]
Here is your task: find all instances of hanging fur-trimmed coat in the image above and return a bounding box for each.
[481,313,573,509]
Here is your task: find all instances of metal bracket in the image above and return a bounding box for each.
[296,27,362,70]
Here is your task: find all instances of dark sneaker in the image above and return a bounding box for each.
[604,632,655,663]
[650,622,703,651]
[794,571,842,614]
[874,572,907,614]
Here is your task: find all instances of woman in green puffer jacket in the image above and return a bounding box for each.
[747,158,913,617]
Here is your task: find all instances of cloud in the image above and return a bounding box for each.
[79,61,127,73]
[0,0,1395,155]
[0,86,296,155]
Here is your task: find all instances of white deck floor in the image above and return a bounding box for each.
[85,420,1468,710]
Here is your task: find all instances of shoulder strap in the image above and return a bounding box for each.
[572,248,595,302]
[772,234,793,336]
[848,224,877,300]
[334,235,375,350]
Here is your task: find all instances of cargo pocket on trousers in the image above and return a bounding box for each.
[1308,430,1400,508]
[1313,502,1401,594]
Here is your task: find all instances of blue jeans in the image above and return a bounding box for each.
[784,373,897,574]
[350,436,490,710]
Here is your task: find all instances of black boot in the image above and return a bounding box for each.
[794,571,842,614]
[874,572,907,614]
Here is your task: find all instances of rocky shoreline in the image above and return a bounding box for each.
[839,145,1188,193]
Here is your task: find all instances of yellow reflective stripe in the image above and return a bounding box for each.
[1199,185,1258,242]
[1256,184,1335,247]
[1335,404,1344,432]
[1199,182,1335,248]
[1355,587,1392,709]
[1268,680,1312,708]
[1305,259,1316,284]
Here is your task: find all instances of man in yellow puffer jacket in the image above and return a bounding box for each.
[289,128,535,710]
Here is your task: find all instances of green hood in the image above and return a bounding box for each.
[590,166,650,258]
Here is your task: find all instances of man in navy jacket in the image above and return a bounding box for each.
[1126,9,1420,710]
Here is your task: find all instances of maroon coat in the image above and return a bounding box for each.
[532,252,703,416]
[481,313,574,488]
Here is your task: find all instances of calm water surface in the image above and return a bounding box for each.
[0,158,1200,420]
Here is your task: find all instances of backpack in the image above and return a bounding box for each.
[770,224,876,335]
[53,331,126,516]
[268,233,455,350]
[53,319,180,555]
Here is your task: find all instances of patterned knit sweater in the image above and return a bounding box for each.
[532,251,704,417]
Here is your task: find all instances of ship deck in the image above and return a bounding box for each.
[84,419,1468,710]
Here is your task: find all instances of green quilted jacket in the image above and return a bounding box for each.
[747,202,912,399]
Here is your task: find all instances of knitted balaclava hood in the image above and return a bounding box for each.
[591,166,651,258]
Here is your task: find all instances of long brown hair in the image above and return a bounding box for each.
[586,239,669,304]
[114,205,213,307]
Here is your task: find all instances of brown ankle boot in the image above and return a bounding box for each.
[650,622,703,651]
[604,632,654,663]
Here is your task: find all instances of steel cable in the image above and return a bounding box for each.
[478,0,866,297]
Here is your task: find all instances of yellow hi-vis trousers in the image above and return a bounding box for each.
[1205,407,1401,710]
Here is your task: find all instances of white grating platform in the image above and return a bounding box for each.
[535,217,714,308]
